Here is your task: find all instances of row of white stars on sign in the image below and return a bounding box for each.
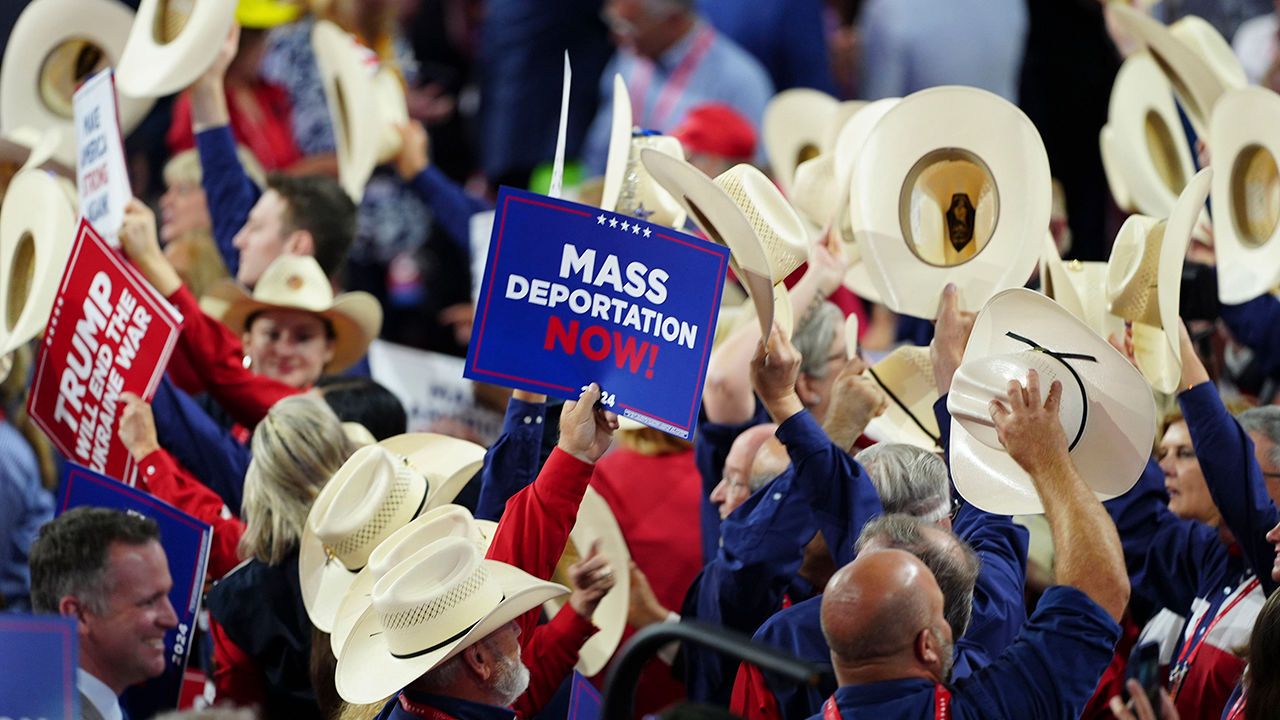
[597,213,653,238]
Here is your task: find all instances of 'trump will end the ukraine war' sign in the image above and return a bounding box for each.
[28,219,183,485]
[466,188,730,439]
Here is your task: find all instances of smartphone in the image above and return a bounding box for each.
[1125,641,1165,719]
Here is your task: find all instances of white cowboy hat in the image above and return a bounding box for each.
[312,20,408,203]
[0,167,77,356]
[1107,168,1211,394]
[300,436,486,632]
[946,288,1156,515]
[0,0,155,167]
[335,537,567,704]
[1099,124,1135,213]
[218,254,382,374]
[1209,87,1280,304]
[641,150,804,339]
[541,486,632,676]
[863,346,941,452]
[115,0,238,98]
[601,75,688,229]
[1108,6,1245,135]
[763,88,839,194]
[329,504,496,655]
[1039,233,1123,342]
[1103,52,1196,219]
[849,86,1050,320]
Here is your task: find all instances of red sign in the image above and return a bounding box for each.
[28,219,182,484]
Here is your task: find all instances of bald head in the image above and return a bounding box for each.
[821,549,953,685]
[726,423,778,476]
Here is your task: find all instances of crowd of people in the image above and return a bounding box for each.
[5,0,1280,719]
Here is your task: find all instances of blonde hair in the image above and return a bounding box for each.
[163,146,266,190]
[616,426,692,456]
[238,395,356,565]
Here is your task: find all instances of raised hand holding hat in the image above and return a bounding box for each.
[946,288,1156,515]
[116,0,239,98]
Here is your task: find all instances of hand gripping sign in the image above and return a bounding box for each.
[28,219,183,485]
[465,188,730,439]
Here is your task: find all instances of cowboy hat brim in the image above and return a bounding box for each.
[1098,124,1136,214]
[0,168,77,355]
[1107,52,1195,218]
[1107,168,1211,394]
[335,560,567,704]
[313,20,407,203]
[0,0,155,165]
[541,487,631,676]
[1210,87,1280,304]
[1109,5,1241,135]
[863,347,941,453]
[1040,233,1123,341]
[601,74,633,214]
[116,0,238,98]
[763,88,839,194]
[219,282,382,374]
[641,149,778,339]
[375,433,487,510]
[947,289,1156,515]
[330,515,497,656]
[850,86,1051,320]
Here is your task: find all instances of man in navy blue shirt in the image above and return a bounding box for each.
[811,369,1127,718]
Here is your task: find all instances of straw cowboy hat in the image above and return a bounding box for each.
[0,166,77,358]
[313,20,408,203]
[1209,87,1280,305]
[601,75,688,230]
[946,288,1156,515]
[862,346,942,453]
[1102,52,1196,219]
[335,537,567,704]
[642,150,808,339]
[790,98,900,302]
[115,0,238,98]
[0,0,155,167]
[541,486,632,676]
[300,435,486,632]
[1107,168,1212,395]
[849,86,1051,320]
[763,88,840,194]
[329,504,497,656]
[1039,233,1123,342]
[1108,6,1246,135]
[218,254,382,373]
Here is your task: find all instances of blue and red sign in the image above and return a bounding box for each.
[0,614,78,720]
[465,187,730,439]
[59,462,211,718]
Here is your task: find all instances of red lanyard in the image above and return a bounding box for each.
[1170,577,1261,697]
[397,694,459,720]
[628,25,716,130]
[822,685,951,719]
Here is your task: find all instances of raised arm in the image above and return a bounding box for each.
[990,370,1128,620]
[1175,322,1280,595]
[474,390,549,522]
[750,327,884,568]
[394,121,489,257]
[189,23,261,275]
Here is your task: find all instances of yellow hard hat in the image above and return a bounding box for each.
[236,0,303,29]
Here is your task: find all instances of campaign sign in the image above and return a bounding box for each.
[59,462,212,718]
[465,188,730,439]
[74,68,131,245]
[0,615,78,720]
[567,671,602,720]
[28,219,183,486]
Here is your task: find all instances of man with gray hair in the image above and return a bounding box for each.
[1239,405,1280,507]
[30,507,178,720]
[855,444,953,526]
